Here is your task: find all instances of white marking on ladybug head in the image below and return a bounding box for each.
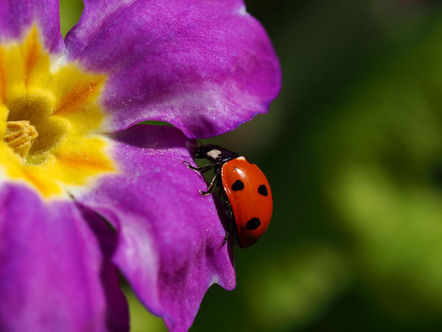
[207,149,222,160]
[237,156,246,161]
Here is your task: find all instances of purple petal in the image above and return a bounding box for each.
[0,183,128,332]
[65,0,281,138]
[0,0,64,53]
[73,125,236,331]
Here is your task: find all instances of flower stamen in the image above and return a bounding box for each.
[4,120,38,159]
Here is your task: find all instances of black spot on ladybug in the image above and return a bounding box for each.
[258,184,268,196]
[246,217,261,230]
[232,180,244,191]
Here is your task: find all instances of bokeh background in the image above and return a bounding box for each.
[61,0,442,331]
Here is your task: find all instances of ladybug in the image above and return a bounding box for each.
[184,144,273,248]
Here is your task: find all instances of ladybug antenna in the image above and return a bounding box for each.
[186,140,200,156]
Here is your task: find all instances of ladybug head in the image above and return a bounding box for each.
[193,144,239,163]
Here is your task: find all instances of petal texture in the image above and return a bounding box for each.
[74,125,236,331]
[0,0,64,53]
[65,0,281,138]
[0,183,129,332]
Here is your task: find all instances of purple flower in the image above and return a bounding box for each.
[0,0,281,331]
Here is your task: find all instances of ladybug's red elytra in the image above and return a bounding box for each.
[184,144,272,248]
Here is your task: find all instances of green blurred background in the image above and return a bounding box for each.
[61,0,442,331]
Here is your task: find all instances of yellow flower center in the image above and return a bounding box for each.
[0,26,115,198]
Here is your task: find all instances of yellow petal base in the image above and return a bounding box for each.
[0,26,115,198]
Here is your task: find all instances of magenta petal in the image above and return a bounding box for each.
[65,0,281,138]
[0,0,64,53]
[0,183,128,332]
[74,125,236,331]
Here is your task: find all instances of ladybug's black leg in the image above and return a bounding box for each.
[184,160,223,196]
[199,173,220,196]
[222,225,230,246]
[183,161,215,173]
[222,199,235,246]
